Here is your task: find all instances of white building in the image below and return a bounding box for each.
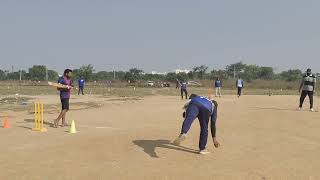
[151,71,167,75]
[175,69,191,74]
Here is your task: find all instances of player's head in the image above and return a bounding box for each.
[64,69,73,78]
[306,68,312,75]
[216,77,220,80]
[189,94,198,99]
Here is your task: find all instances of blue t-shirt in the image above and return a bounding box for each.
[58,76,72,99]
[191,96,214,114]
[181,82,187,90]
[215,80,222,88]
[78,79,85,87]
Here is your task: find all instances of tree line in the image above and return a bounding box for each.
[0,62,317,83]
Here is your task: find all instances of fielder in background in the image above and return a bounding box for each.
[181,80,188,100]
[78,77,85,95]
[173,94,220,155]
[215,77,222,97]
[236,77,244,98]
[298,68,316,112]
[54,69,73,128]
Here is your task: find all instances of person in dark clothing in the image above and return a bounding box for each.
[173,94,220,154]
[215,77,222,97]
[54,69,73,128]
[180,80,188,100]
[78,77,85,95]
[236,77,244,97]
[176,79,180,89]
[298,68,316,112]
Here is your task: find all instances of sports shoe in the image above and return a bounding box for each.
[199,149,210,155]
[297,107,302,111]
[173,134,187,145]
[310,108,315,112]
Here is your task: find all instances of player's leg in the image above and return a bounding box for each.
[173,104,199,145]
[185,90,188,100]
[218,87,221,97]
[299,91,308,109]
[181,89,184,99]
[61,98,70,126]
[198,108,210,154]
[308,91,314,111]
[215,88,218,97]
[81,87,84,95]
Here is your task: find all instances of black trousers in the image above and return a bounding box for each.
[299,91,314,109]
[237,87,242,96]
[78,86,84,95]
[181,89,188,99]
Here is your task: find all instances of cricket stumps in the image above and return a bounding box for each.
[33,102,47,132]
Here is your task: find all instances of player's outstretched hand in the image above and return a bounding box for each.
[213,139,220,148]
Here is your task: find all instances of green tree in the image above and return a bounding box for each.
[28,65,47,81]
[243,65,261,81]
[280,69,302,81]
[73,64,94,81]
[192,65,208,79]
[48,70,59,80]
[210,69,228,80]
[259,67,274,80]
[0,70,6,80]
[124,68,144,83]
[226,62,246,78]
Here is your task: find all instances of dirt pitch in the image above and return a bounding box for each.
[0,95,320,180]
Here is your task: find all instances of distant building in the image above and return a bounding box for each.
[175,69,190,74]
[151,71,167,75]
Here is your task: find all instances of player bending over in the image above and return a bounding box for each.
[173,94,220,154]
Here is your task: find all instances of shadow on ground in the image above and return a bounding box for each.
[133,139,198,158]
[16,119,55,129]
[252,107,297,112]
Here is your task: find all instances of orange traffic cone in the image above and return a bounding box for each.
[3,117,9,128]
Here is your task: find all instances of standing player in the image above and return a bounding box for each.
[236,77,244,97]
[215,77,222,97]
[78,77,85,95]
[298,68,316,112]
[181,80,188,100]
[176,79,180,89]
[173,94,220,154]
[54,69,73,128]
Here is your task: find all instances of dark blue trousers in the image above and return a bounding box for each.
[78,86,84,95]
[181,89,188,99]
[181,103,210,150]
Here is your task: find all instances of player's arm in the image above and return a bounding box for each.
[210,106,220,148]
[299,79,304,92]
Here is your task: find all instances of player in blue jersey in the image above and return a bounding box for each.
[173,94,220,154]
[180,80,188,100]
[78,77,85,95]
[215,77,222,97]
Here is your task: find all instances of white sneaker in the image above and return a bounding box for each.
[310,108,315,112]
[173,134,187,145]
[199,149,210,155]
[297,107,302,111]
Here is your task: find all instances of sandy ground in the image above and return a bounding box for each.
[0,94,320,180]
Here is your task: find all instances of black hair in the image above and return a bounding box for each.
[189,94,198,99]
[64,69,73,76]
[211,99,218,108]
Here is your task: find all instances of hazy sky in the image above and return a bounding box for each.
[0,0,319,73]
